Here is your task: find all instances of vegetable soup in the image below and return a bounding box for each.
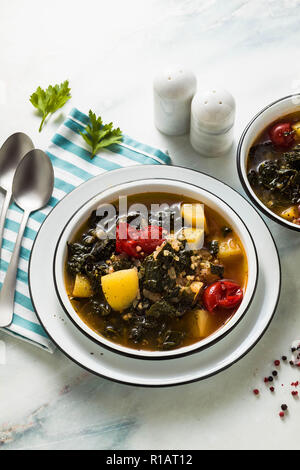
[65,193,248,352]
[247,112,300,225]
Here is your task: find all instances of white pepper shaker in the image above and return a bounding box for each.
[190,88,236,156]
[153,67,197,136]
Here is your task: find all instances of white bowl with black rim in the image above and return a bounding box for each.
[237,94,300,232]
[53,178,258,360]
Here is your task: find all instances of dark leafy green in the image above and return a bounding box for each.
[248,143,300,204]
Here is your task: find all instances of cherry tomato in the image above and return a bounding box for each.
[203,279,243,313]
[116,222,166,258]
[269,122,295,148]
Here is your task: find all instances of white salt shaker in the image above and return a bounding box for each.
[153,67,197,136]
[190,88,236,156]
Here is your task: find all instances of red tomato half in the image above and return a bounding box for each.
[203,280,243,313]
[116,222,166,258]
[269,122,295,148]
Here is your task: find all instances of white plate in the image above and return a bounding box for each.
[29,166,281,387]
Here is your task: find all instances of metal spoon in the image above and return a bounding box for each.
[0,133,34,252]
[0,149,54,327]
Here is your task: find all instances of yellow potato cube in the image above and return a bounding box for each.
[181,203,209,234]
[292,121,300,140]
[101,268,139,311]
[183,227,204,250]
[218,238,242,260]
[281,205,299,221]
[195,309,215,338]
[73,274,93,298]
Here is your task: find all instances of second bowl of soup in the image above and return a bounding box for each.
[237,94,300,230]
[54,179,258,359]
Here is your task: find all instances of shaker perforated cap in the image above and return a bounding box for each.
[191,88,236,132]
[153,67,197,100]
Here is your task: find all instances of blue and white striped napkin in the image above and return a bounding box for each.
[0,108,171,353]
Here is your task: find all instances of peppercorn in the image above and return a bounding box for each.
[274,360,280,366]
[268,376,274,382]
[253,389,259,395]
[272,370,278,377]
[292,347,296,353]
[282,356,287,361]
[279,411,285,418]
[270,387,275,392]
[290,361,294,366]
[292,391,298,397]
[281,404,288,411]
[264,377,269,383]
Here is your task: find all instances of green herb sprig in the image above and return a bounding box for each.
[80,110,123,159]
[30,80,71,132]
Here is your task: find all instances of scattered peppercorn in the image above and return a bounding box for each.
[274,360,280,367]
[253,389,259,396]
[272,370,278,377]
[290,361,294,366]
[282,356,287,361]
[292,391,298,397]
[264,377,269,383]
[279,411,285,418]
[268,376,274,382]
[292,347,296,353]
[281,404,288,411]
[270,387,275,392]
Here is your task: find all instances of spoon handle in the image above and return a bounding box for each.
[0,210,30,327]
[0,190,12,253]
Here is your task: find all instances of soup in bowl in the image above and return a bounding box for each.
[237,94,300,231]
[54,179,257,359]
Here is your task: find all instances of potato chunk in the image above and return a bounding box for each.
[218,238,242,260]
[292,121,300,140]
[195,309,215,338]
[183,228,204,250]
[73,274,93,298]
[181,204,209,234]
[281,205,299,221]
[101,268,139,311]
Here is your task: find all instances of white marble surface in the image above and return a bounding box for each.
[1,0,300,450]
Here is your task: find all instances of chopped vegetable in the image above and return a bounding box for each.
[80,110,123,158]
[181,203,208,233]
[203,279,243,312]
[116,222,166,258]
[147,300,178,318]
[218,239,242,260]
[30,80,71,132]
[73,274,93,298]
[195,309,215,337]
[183,227,204,250]
[281,205,299,221]
[101,268,139,311]
[292,121,300,140]
[269,122,295,148]
[248,144,300,207]
[208,240,219,256]
[222,226,232,238]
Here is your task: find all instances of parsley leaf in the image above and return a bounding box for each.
[30,80,71,132]
[80,110,123,158]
